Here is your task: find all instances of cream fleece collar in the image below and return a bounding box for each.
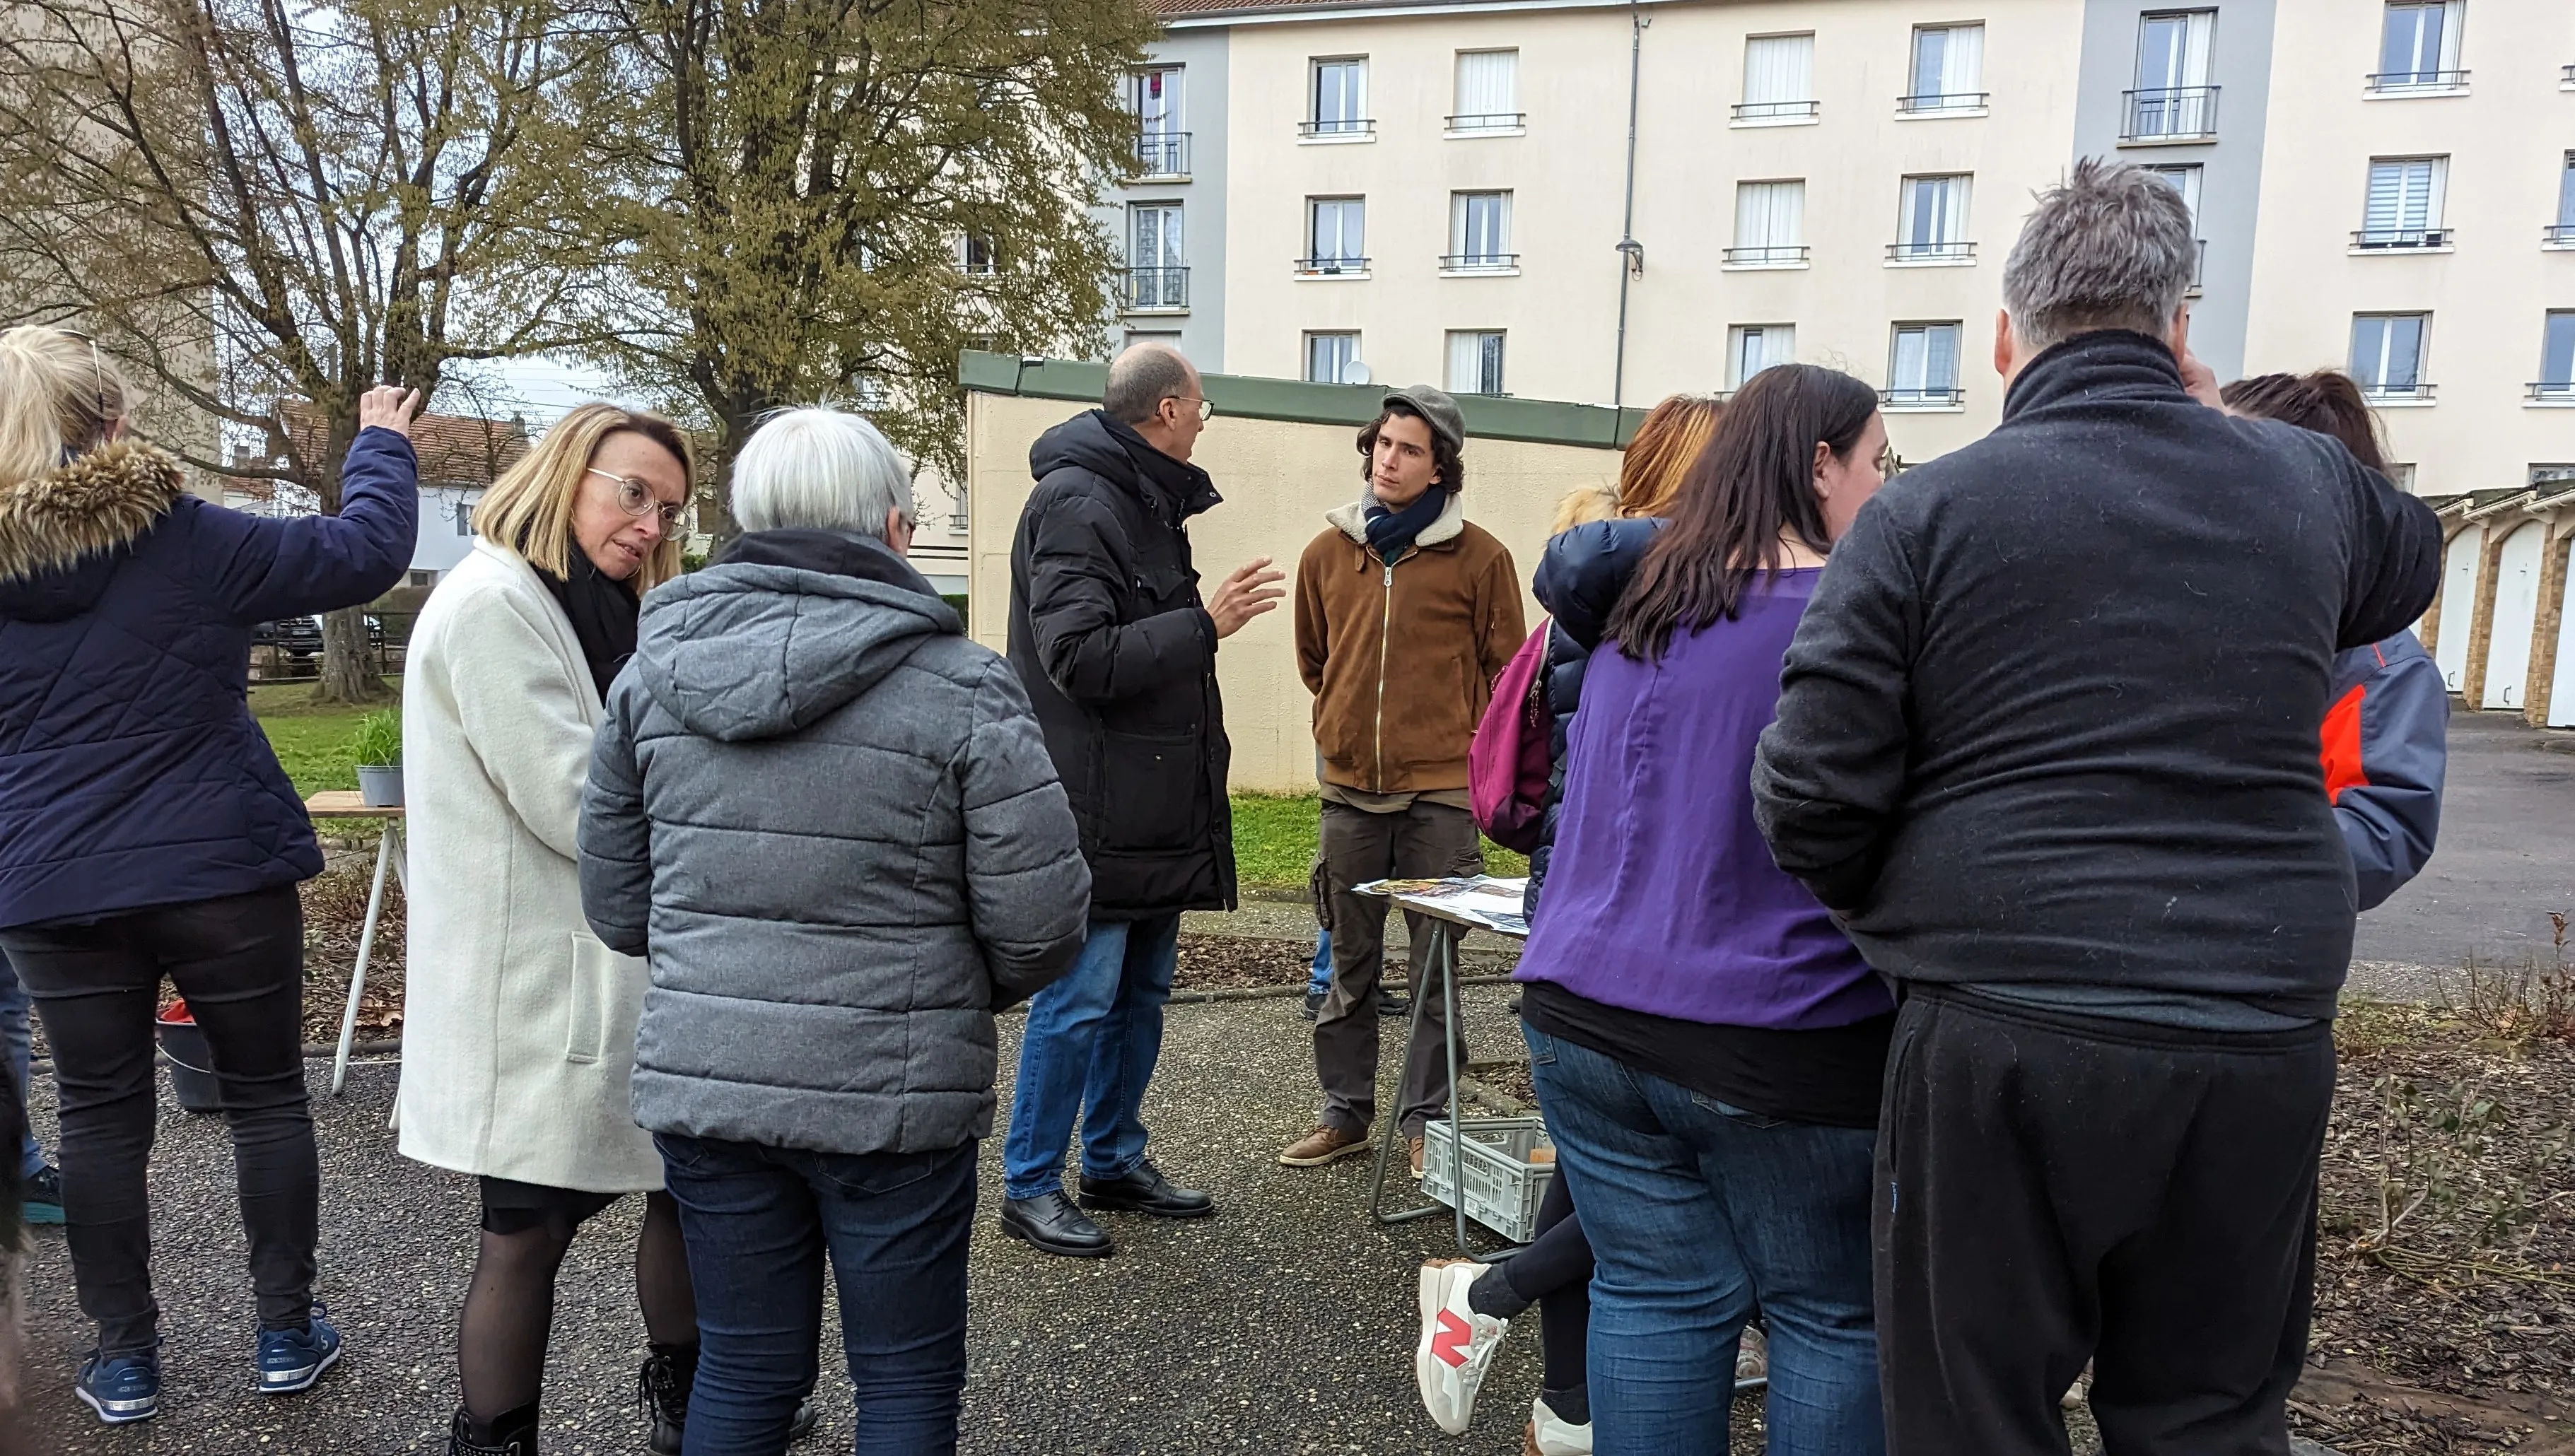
[1323,489,1466,553]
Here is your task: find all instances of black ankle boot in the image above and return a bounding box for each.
[640,1341,697,1456]
[449,1403,537,1456]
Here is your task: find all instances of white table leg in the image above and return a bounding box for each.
[332,826,393,1096]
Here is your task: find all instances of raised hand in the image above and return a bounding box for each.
[1208,556,1287,639]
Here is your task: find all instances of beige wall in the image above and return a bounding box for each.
[2243,0,2575,497]
[1215,0,2087,466]
[967,390,1622,791]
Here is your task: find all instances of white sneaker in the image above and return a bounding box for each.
[1414,1260,1510,1435]
[1528,1392,1592,1455]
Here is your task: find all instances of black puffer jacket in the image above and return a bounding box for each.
[1007,411,1237,918]
[1524,517,1662,918]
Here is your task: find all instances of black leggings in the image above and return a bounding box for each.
[1,886,317,1358]
[1471,1172,1592,1400]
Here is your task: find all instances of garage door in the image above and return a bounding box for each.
[2480,522,2545,710]
[2434,524,2483,692]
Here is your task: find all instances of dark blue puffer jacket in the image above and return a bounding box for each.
[1524,516,1664,918]
[0,430,418,929]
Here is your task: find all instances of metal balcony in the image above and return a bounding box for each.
[1132,132,1190,178]
[1119,266,1189,312]
[1731,99,1821,122]
[1722,245,1810,266]
[1897,91,1989,112]
[2351,227,2452,249]
[2527,381,2575,401]
[2120,86,2219,142]
[1438,252,1519,271]
[1881,386,1965,409]
[1886,240,1976,262]
[2359,380,2436,401]
[1444,112,1526,131]
[2545,224,2575,247]
[1297,117,1376,139]
[1293,256,1370,276]
[2365,69,2469,91]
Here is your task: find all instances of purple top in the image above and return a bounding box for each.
[1516,568,1891,1030]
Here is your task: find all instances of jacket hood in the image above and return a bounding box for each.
[1324,488,1465,553]
[633,529,959,744]
[1029,409,1221,523]
[0,442,187,623]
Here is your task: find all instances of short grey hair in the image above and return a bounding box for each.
[732,406,915,540]
[2002,158,2199,353]
[1103,343,1197,425]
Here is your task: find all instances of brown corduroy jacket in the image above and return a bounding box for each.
[1294,491,1526,796]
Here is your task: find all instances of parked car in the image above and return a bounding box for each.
[250,613,384,662]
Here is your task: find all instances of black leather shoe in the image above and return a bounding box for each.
[1000,1190,1114,1257]
[1079,1159,1217,1219]
[1380,994,1413,1019]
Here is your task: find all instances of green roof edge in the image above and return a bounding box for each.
[959,351,1643,449]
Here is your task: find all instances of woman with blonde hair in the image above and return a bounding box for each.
[0,326,419,1423]
[399,401,750,1456]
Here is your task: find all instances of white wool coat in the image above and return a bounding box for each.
[395,540,661,1193]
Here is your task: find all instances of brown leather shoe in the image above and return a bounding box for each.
[1278,1125,1371,1167]
[1408,1134,1427,1178]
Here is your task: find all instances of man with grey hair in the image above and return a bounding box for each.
[1752,158,2441,1453]
[999,342,1284,1257]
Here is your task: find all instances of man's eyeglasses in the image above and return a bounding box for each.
[587,468,690,530]
[1169,394,1215,423]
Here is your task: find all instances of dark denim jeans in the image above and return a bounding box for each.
[1000,915,1179,1202]
[655,1134,974,1456]
[1525,1023,1884,1456]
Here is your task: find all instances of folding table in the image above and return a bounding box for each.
[304,791,406,1096]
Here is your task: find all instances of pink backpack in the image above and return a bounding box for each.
[1471,625,1554,853]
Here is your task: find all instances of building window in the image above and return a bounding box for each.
[2371,1,2465,90]
[1124,204,1185,310]
[1727,180,1807,265]
[1306,58,1371,138]
[2550,153,2575,247]
[1123,330,1183,353]
[1726,325,1797,391]
[2534,312,2575,401]
[1886,322,1964,407]
[959,235,996,274]
[1130,68,1187,177]
[2533,464,2575,486]
[1903,23,1985,111]
[1451,49,1522,131]
[1304,331,1360,385]
[407,569,436,587]
[1736,33,1818,123]
[2388,462,2418,491]
[2145,165,2208,291]
[1302,197,1367,274]
[2125,11,2217,141]
[2357,157,2449,248]
[2350,313,2431,399]
[1446,331,1505,395]
[1891,175,1974,262]
[455,503,474,536]
[1444,192,1514,270]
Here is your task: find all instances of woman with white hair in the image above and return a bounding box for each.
[580,406,1090,1454]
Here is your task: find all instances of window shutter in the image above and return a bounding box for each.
[1456,51,1517,119]
[1744,34,1814,106]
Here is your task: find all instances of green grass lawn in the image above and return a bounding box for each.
[250,681,387,798]
[1230,791,1530,891]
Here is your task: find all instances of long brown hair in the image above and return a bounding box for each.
[1605,365,1879,662]
[1616,393,1723,518]
[2219,370,2388,473]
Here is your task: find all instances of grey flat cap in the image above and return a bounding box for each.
[1381,384,1465,454]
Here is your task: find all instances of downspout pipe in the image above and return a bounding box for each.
[1611,4,1647,411]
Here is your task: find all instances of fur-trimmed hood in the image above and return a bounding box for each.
[0,443,187,622]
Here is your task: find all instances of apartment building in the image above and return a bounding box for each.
[1096,26,1234,368]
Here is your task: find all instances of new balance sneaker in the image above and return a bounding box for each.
[1414,1259,1510,1436]
[76,1346,160,1425]
[256,1302,344,1394]
[1526,1392,1593,1455]
[21,1163,64,1226]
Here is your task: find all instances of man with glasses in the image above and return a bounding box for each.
[998,342,1283,1258]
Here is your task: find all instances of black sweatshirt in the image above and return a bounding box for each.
[1751,330,2441,1018]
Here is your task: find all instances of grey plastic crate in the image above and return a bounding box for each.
[1420,1116,1556,1243]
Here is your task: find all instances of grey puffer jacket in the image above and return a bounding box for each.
[580,528,1092,1157]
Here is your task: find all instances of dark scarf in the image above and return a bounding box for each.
[537,550,641,703]
[1363,488,1450,565]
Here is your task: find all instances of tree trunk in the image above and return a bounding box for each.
[315,605,387,704]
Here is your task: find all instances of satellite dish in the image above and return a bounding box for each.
[1340,358,1373,386]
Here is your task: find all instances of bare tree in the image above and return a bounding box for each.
[0,0,606,700]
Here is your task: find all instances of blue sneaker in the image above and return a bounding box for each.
[255,1303,343,1394]
[21,1163,64,1226]
[76,1346,160,1424]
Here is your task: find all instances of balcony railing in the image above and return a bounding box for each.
[1132,131,1190,177]
[1722,244,1810,266]
[2528,382,2575,401]
[1119,266,1189,311]
[2545,224,2575,247]
[1439,252,1519,271]
[2366,69,2470,91]
[1294,256,1370,276]
[1731,99,1821,122]
[1298,117,1376,139]
[1445,112,1526,131]
[1897,90,1989,112]
[1887,240,1976,262]
[2121,86,2219,141]
[2564,63,2575,84]
[2352,227,2452,249]
[1881,386,1965,408]
[2359,381,2436,401]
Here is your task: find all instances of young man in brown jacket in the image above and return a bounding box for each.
[1280,386,1526,1175]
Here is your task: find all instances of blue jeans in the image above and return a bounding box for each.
[1,949,49,1178]
[1526,1024,1884,1456]
[656,1134,974,1456]
[1307,927,1333,997]
[1001,915,1180,1202]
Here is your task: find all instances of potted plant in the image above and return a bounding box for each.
[350,708,404,807]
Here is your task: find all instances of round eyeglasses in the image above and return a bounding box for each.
[588,468,689,530]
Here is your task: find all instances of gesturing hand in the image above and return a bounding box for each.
[1208,556,1286,640]
[358,384,424,439]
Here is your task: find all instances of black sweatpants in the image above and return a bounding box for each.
[1,886,317,1358]
[1874,985,2333,1456]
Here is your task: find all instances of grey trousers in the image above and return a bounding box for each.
[1314,799,1483,1139]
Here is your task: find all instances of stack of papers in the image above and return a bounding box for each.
[1352,874,1532,939]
